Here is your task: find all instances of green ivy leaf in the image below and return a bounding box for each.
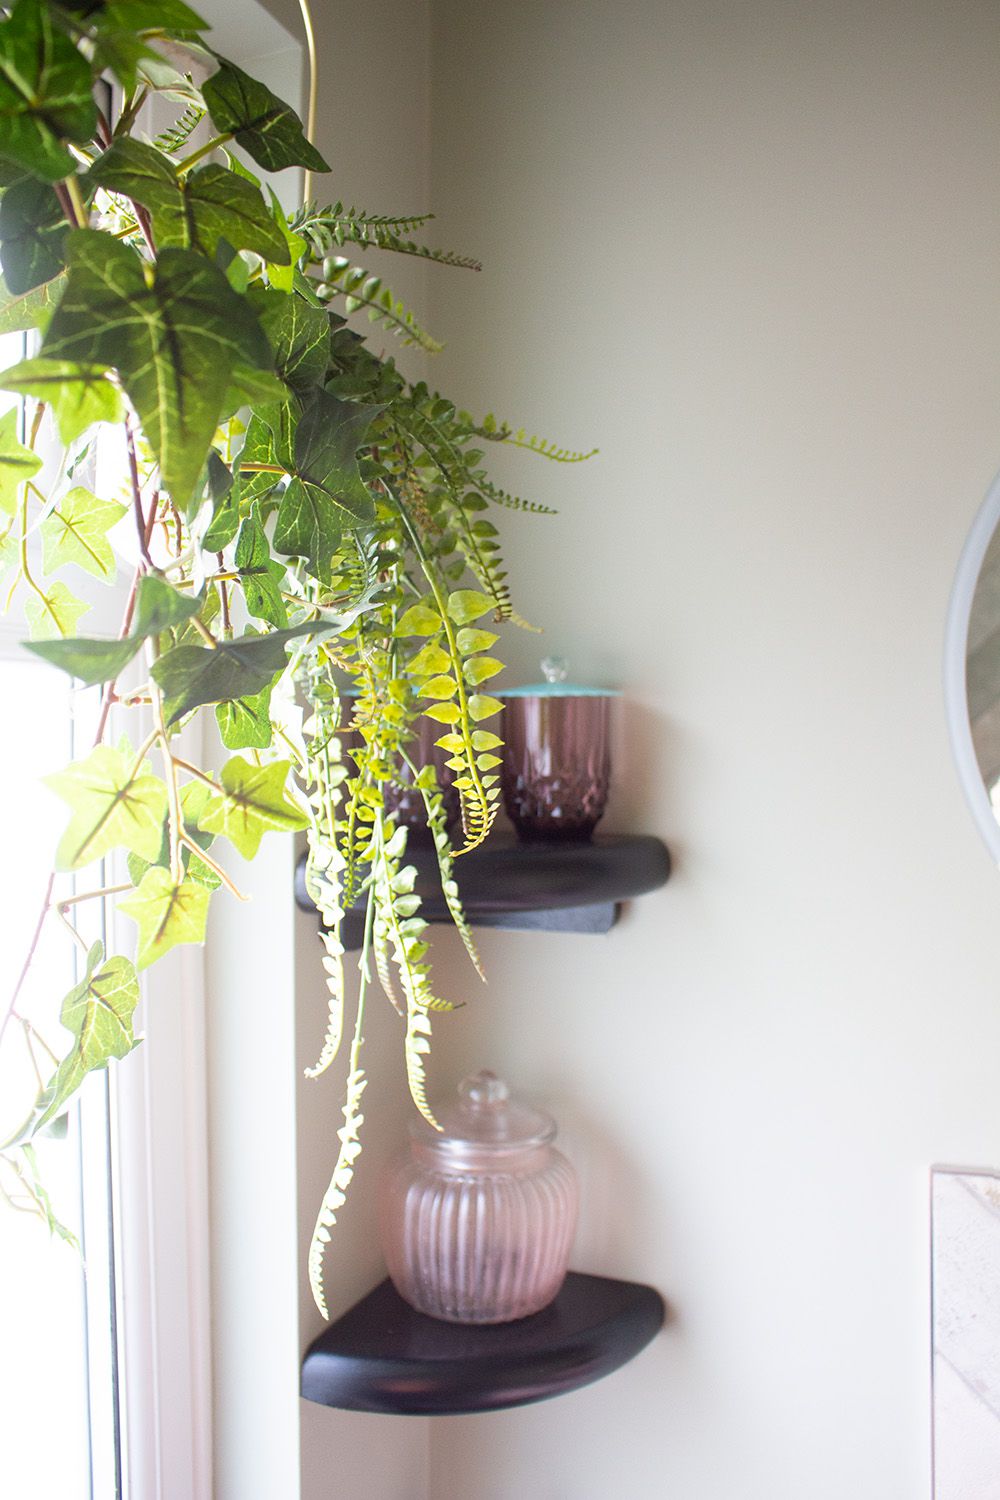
[215,681,272,749]
[274,390,378,582]
[235,508,287,627]
[9,942,140,1143]
[0,0,98,182]
[2,358,124,445]
[24,578,89,639]
[151,621,323,725]
[89,0,208,91]
[45,741,169,870]
[132,573,201,636]
[118,867,210,969]
[27,632,140,684]
[40,485,125,578]
[89,141,290,264]
[40,230,272,505]
[0,177,66,296]
[0,406,42,514]
[197,754,306,858]
[446,589,495,626]
[249,286,330,394]
[0,269,63,334]
[201,461,240,548]
[202,57,330,174]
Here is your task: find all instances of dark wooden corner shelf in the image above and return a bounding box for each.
[295,833,671,947]
[300,1271,666,1416]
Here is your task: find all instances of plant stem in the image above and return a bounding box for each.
[179,834,247,901]
[125,421,154,569]
[54,883,133,911]
[175,133,233,174]
[63,174,89,230]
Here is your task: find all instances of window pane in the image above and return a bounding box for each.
[0,661,111,1499]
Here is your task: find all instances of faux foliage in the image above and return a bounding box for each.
[0,0,589,1313]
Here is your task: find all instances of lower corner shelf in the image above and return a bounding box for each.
[300,1271,666,1416]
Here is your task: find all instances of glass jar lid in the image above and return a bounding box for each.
[410,1070,556,1164]
[500,656,620,699]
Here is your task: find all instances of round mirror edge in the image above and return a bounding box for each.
[944,467,1000,866]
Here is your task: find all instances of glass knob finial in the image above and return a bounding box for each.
[541,655,569,684]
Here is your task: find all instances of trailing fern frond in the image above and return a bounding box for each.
[311,258,443,353]
[475,477,559,515]
[153,102,206,157]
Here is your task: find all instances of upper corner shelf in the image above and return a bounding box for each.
[294,833,671,946]
[301,1271,666,1416]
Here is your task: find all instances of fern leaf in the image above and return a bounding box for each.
[313,258,443,353]
[307,1060,367,1319]
[475,477,558,515]
[153,102,207,157]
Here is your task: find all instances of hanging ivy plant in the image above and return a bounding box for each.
[0,0,593,1315]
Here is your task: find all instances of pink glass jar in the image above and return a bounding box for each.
[379,1071,579,1324]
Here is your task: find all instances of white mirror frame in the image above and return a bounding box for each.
[944,467,1000,864]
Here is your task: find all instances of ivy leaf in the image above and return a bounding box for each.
[40,230,272,506]
[202,57,330,174]
[1,357,124,445]
[45,741,169,870]
[0,405,41,515]
[88,1,207,92]
[118,867,210,969]
[202,470,241,549]
[197,755,306,859]
[0,0,98,182]
[89,141,290,263]
[234,508,287,627]
[132,573,200,636]
[151,621,324,725]
[0,176,66,295]
[9,942,140,1143]
[215,681,272,750]
[40,485,125,578]
[24,579,89,639]
[0,269,64,334]
[274,390,378,582]
[27,632,140,684]
[249,286,330,394]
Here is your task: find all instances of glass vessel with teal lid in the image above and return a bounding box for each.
[501,657,619,841]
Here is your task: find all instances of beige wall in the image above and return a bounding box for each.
[246,1,1000,1495]
[422,1,1000,1496]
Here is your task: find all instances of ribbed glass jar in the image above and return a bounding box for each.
[379,1072,579,1324]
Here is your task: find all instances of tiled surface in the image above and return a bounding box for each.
[932,1169,1000,1497]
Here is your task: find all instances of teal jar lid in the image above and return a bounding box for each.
[500,657,621,699]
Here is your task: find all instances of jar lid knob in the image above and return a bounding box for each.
[541,655,569,684]
[459,1069,510,1107]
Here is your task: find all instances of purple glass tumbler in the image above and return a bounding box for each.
[501,658,617,841]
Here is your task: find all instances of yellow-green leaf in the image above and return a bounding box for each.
[467,694,503,722]
[24,580,90,639]
[1,358,124,445]
[395,600,441,636]
[197,755,307,859]
[0,406,41,514]
[46,742,169,871]
[462,655,504,686]
[471,730,503,751]
[407,640,452,677]
[423,701,461,724]
[118,868,210,969]
[41,486,125,580]
[419,675,458,699]
[456,628,498,654]
[446,589,494,626]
